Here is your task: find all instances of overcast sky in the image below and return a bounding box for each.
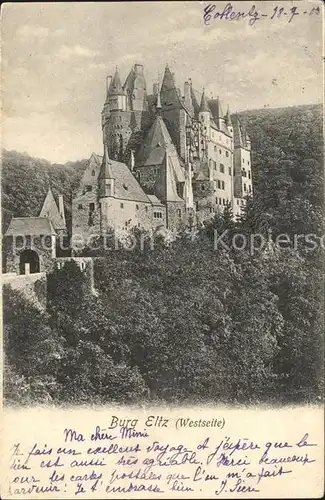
[2,1,323,163]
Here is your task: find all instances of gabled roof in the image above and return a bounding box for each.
[39,188,66,231]
[95,155,150,203]
[5,217,56,236]
[108,69,124,95]
[137,115,182,170]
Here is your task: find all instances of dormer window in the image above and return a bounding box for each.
[123,183,128,190]
[156,142,161,147]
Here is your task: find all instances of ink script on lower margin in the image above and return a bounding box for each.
[5,417,320,498]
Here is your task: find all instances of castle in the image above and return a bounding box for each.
[72,63,253,240]
[4,63,253,278]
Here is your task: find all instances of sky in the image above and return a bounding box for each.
[2,1,323,163]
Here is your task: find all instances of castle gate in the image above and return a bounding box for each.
[19,249,40,275]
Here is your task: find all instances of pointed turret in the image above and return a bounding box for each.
[156,76,162,114]
[160,64,182,108]
[232,113,246,148]
[39,188,66,232]
[108,68,124,95]
[199,89,211,113]
[225,105,232,126]
[99,145,115,197]
[107,68,126,111]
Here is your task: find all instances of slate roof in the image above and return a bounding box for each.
[95,155,151,204]
[137,115,182,169]
[199,91,211,113]
[39,188,66,231]
[99,145,115,180]
[147,194,164,206]
[232,114,247,148]
[154,154,183,203]
[109,69,124,95]
[5,217,57,236]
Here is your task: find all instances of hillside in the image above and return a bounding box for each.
[3,104,323,406]
[2,104,323,236]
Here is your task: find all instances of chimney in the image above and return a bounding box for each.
[106,75,112,92]
[153,83,158,95]
[58,195,66,225]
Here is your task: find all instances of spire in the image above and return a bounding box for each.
[99,144,115,179]
[156,74,162,113]
[199,89,210,113]
[108,68,124,95]
[225,105,232,126]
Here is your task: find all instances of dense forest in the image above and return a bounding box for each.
[3,104,324,406]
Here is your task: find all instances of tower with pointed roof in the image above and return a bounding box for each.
[102,64,151,163]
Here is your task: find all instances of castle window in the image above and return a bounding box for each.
[80,261,86,271]
[214,146,217,152]
[220,164,225,173]
[217,180,221,189]
[237,199,239,205]
[228,167,231,175]
[221,181,225,190]
[145,206,148,212]
[154,211,163,219]
[86,185,92,192]
[248,160,250,165]
[216,198,218,204]
[242,158,245,163]
[219,198,222,205]
[244,184,247,192]
[120,202,124,208]
[177,209,182,218]
[78,204,83,210]
[219,149,222,154]
[210,207,213,213]
[242,169,246,177]
[249,185,252,193]
[201,184,205,191]
[248,170,251,179]
[91,170,95,176]
[136,204,139,210]
[223,199,226,205]
[226,151,229,157]
[89,203,95,211]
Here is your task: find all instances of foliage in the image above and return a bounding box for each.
[2,104,323,405]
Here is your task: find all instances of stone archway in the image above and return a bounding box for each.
[19,249,40,275]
